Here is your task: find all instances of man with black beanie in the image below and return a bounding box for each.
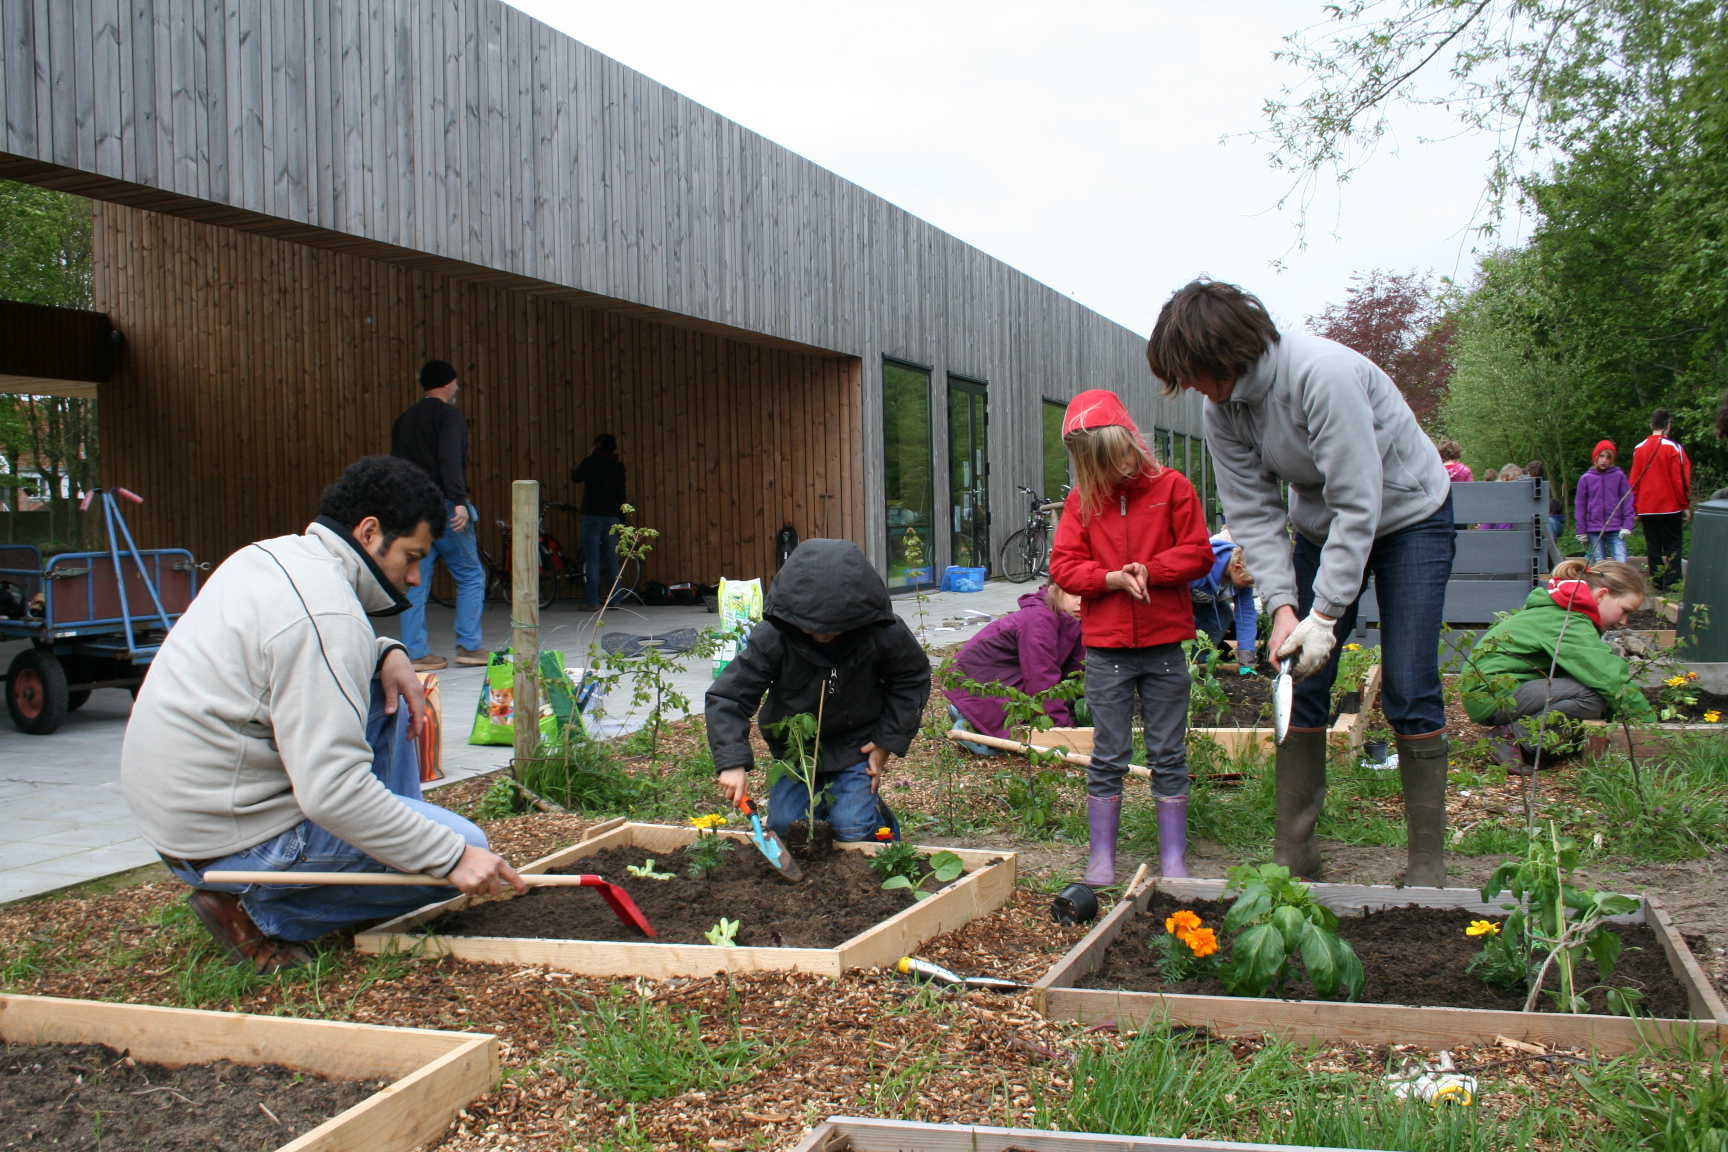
[391,360,487,668]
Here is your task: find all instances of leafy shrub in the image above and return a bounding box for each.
[1219,863,1364,1001]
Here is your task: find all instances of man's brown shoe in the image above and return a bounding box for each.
[455,647,488,666]
[187,890,312,973]
[412,654,449,671]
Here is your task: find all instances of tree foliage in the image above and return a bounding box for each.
[1306,269,1456,427]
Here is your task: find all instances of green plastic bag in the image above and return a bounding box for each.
[468,649,578,746]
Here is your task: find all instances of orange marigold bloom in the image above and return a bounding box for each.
[1166,910,1202,936]
[875,827,894,841]
[1184,928,1219,957]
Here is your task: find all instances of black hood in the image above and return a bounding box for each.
[764,539,896,636]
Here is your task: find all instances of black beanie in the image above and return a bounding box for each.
[420,359,458,390]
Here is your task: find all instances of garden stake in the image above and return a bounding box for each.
[735,792,803,882]
[202,870,656,936]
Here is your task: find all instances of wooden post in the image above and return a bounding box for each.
[511,480,540,773]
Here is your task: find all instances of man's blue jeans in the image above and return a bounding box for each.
[402,501,485,657]
[582,515,621,606]
[166,682,488,941]
[1587,531,1628,564]
[767,759,899,842]
[1292,496,1455,736]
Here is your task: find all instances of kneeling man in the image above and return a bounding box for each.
[122,456,525,971]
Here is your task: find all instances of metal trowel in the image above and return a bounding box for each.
[737,793,803,882]
[1272,656,1294,745]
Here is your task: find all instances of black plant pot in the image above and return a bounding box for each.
[1051,883,1099,925]
[1364,739,1391,765]
[1336,691,1363,715]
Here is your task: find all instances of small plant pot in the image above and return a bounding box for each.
[1363,739,1391,765]
[1051,882,1099,925]
[1335,691,1363,715]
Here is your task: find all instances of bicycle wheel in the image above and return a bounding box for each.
[1000,529,1038,583]
[428,591,455,609]
[609,555,646,604]
[1033,526,1051,577]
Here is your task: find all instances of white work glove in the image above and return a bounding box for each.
[1276,610,1338,680]
[1575,534,1588,544]
[1618,528,1632,540]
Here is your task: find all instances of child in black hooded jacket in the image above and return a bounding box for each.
[705,540,930,842]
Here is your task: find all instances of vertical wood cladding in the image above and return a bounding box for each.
[94,203,864,583]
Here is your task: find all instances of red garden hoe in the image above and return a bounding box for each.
[202,870,655,936]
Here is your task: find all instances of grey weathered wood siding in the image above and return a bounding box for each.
[0,0,1205,572]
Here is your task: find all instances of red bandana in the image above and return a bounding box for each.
[1547,578,1604,631]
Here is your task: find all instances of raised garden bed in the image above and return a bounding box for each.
[355,819,1017,979]
[1032,874,1727,1054]
[0,993,496,1152]
[794,1115,1344,1152]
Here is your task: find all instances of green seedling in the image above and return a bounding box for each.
[868,840,922,883]
[625,859,675,880]
[684,816,734,879]
[1219,862,1364,1001]
[704,918,741,947]
[881,850,964,900]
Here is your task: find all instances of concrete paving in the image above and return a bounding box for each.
[0,578,1029,904]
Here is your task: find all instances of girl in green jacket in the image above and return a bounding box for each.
[1459,559,1657,772]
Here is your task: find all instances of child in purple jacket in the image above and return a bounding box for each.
[945,584,1085,750]
[1575,439,1635,563]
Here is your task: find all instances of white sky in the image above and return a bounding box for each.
[514,0,1526,336]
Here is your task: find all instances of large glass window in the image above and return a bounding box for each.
[883,360,934,590]
[1041,399,1069,502]
[948,377,989,570]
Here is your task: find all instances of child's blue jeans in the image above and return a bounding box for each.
[166,680,489,942]
[767,760,900,842]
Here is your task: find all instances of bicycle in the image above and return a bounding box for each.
[1000,485,1058,583]
[428,502,643,608]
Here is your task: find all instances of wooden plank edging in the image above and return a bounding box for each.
[0,994,496,1152]
[793,1115,1372,1152]
[1032,864,1153,1014]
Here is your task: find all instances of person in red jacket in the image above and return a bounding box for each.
[1629,408,1692,591]
[1049,390,1214,885]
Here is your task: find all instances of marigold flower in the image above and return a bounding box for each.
[1666,676,1688,688]
[1688,671,1700,680]
[1706,711,1722,723]
[688,814,727,831]
[1184,928,1219,957]
[1466,920,1500,937]
[1343,643,1363,652]
[1166,910,1202,936]
[875,827,894,841]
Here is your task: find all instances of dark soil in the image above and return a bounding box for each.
[2,1041,379,1150]
[1624,608,1671,631]
[1191,671,1274,728]
[1077,892,1696,1017]
[1639,683,1728,722]
[428,842,959,948]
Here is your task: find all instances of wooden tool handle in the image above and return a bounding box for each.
[943,729,1151,778]
[201,870,600,887]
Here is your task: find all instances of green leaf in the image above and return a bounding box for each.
[1585,926,1623,979]
[1336,938,1366,1001]
[1271,905,1306,952]
[928,850,965,882]
[1224,923,1288,998]
[1300,926,1340,1000]
[881,875,913,891]
[912,891,932,901]
[1223,886,1272,933]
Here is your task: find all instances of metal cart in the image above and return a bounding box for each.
[0,488,201,734]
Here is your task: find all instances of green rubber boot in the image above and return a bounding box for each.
[1273,729,1328,880]
[1397,731,1449,888]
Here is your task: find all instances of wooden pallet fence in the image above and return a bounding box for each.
[354,822,1016,979]
[0,993,496,1152]
[1032,875,1727,1056]
[792,1115,1387,1152]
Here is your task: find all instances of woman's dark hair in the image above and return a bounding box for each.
[318,456,446,544]
[1524,460,1545,478]
[1147,279,1280,396]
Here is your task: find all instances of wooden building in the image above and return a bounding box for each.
[0,0,1209,587]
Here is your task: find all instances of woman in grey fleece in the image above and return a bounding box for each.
[1147,280,1455,887]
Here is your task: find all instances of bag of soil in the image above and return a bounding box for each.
[468,649,580,746]
[711,577,763,678]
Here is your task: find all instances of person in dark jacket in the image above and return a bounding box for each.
[707,540,931,843]
[390,360,486,669]
[944,584,1084,748]
[570,434,627,611]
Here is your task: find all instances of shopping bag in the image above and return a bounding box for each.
[468,649,575,746]
[712,577,764,678]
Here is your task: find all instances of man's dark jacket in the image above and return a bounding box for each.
[705,540,931,775]
[571,451,626,517]
[391,398,468,503]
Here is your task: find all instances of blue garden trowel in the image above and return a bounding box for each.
[737,793,803,882]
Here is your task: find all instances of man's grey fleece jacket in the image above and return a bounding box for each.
[120,521,468,876]
[1204,332,1450,620]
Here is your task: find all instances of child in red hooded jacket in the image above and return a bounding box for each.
[1048,390,1215,885]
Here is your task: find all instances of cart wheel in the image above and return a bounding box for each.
[67,690,92,711]
[7,648,69,735]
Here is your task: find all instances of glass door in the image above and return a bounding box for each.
[883,360,934,590]
[948,377,989,570]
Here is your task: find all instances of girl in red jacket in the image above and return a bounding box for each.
[1049,391,1215,884]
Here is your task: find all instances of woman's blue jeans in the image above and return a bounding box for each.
[1291,496,1455,736]
[767,759,900,842]
[166,682,488,941]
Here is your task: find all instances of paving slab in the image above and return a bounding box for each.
[0,579,1028,903]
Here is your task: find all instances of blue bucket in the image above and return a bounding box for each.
[940,566,987,593]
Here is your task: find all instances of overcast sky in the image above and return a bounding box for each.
[514,0,1525,336]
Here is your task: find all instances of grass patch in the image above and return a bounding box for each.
[550,986,792,1103]
[1577,745,1728,861]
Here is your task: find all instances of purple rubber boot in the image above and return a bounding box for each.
[1082,795,1121,887]
[1157,796,1191,878]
